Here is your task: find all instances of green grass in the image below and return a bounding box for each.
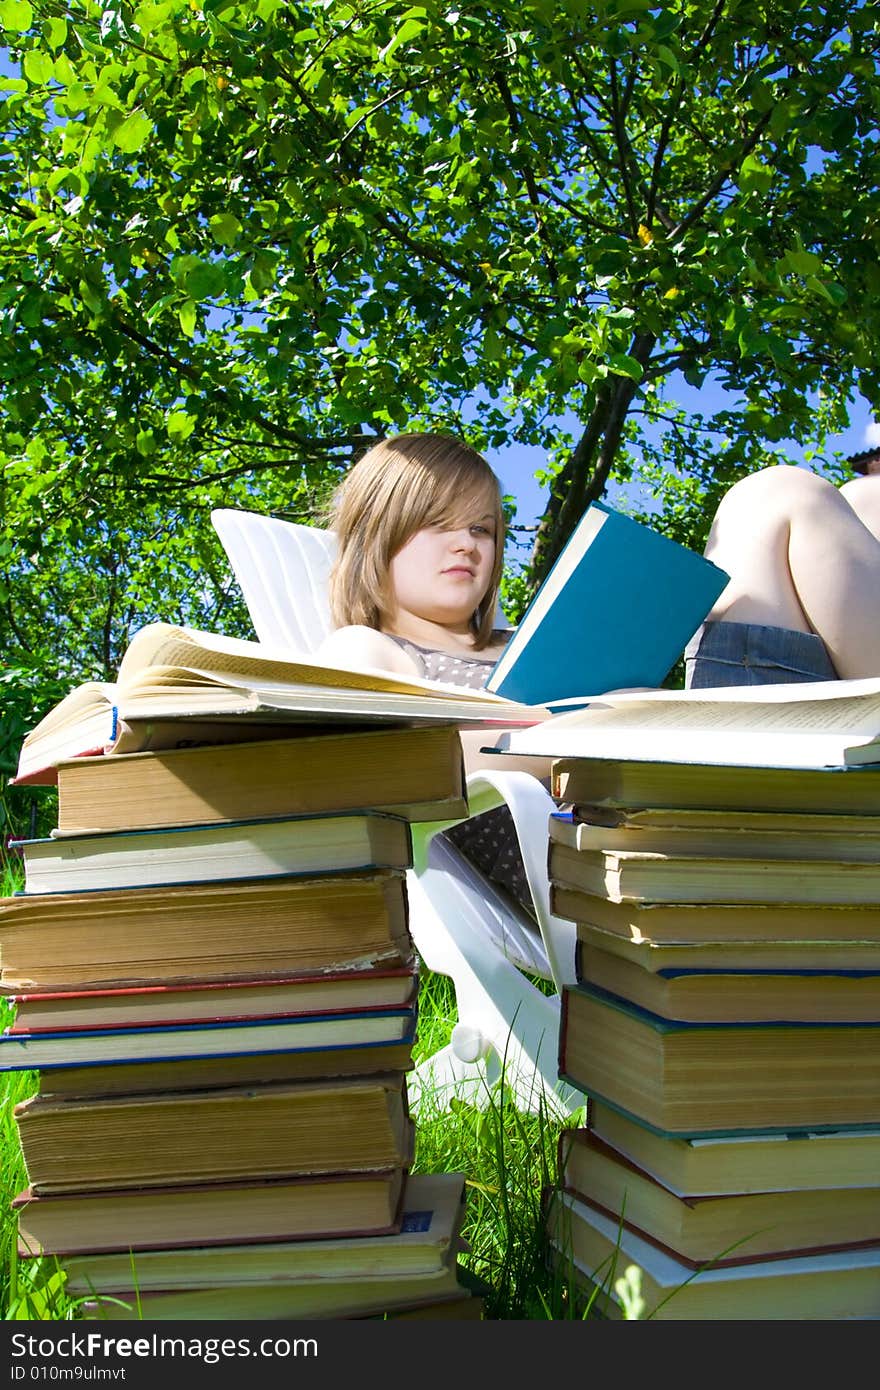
[0,859,616,1322]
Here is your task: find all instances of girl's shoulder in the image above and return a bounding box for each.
[315,625,423,677]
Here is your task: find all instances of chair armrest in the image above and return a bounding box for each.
[464,768,577,991]
[413,768,576,989]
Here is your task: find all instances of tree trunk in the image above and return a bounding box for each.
[529,332,656,587]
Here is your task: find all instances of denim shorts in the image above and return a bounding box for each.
[684,620,838,688]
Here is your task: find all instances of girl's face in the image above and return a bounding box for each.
[387,499,497,633]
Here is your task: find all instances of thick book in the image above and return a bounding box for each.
[576,938,880,1024]
[0,1001,418,1072]
[15,621,546,785]
[559,982,880,1136]
[548,838,880,907]
[545,1189,880,1321]
[7,966,417,1034]
[57,1171,467,1294]
[53,724,468,835]
[0,870,411,992]
[557,805,880,863]
[80,1257,469,1321]
[587,1097,880,1198]
[13,811,412,896]
[550,882,880,950]
[37,1039,417,1100]
[552,756,880,815]
[558,1128,880,1267]
[14,1073,412,1194]
[490,675,880,768]
[15,1166,410,1257]
[484,502,729,706]
[572,918,880,982]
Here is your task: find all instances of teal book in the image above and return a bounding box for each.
[486,502,729,706]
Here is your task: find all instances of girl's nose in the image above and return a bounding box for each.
[450,527,477,550]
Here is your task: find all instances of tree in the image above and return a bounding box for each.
[1,1,878,774]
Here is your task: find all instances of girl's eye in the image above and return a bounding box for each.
[470,524,493,537]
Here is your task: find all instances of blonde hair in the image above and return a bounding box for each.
[328,433,506,648]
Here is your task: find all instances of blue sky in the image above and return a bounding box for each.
[493,385,880,535]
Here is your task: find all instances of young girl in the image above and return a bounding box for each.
[316,432,880,913]
[318,430,880,690]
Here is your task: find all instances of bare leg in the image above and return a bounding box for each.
[840,474,880,542]
[703,465,880,679]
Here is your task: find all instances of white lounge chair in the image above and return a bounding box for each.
[210,507,586,1116]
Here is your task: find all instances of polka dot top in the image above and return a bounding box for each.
[383,634,506,691]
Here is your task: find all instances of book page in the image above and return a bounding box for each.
[505,677,880,738]
[116,624,516,705]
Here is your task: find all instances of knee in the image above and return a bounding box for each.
[840,474,880,536]
[714,464,835,525]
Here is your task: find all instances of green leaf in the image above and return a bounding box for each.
[607,353,644,381]
[23,49,53,84]
[784,249,825,276]
[112,111,154,154]
[78,279,104,316]
[0,0,33,32]
[184,260,226,299]
[209,213,242,247]
[736,154,774,194]
[45,15,67,48]
[134,2,173,35]
[378,15,426,63]
[166,409,195,441]
[177,299,197,337]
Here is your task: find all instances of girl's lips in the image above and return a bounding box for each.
[442,566,475,577]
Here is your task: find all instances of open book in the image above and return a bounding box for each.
[15,622,549,785]
[485,502,729,705]
[487,676,880,771]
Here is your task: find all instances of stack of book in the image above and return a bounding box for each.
[2,721,482,1320]
[520,684,880,1320]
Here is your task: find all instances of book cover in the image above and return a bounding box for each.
[15,1167,410,1257]
[79,1259,467,1321]
[559,982,880,1135]
[572,919,880,978]
[57,1171,467,1293]
[0,871,411,992]
[7,966,417,1033]
[485,502,729,706]
[12,811,413,895]
[0,1002,418,1072]
[54,724,468,833]
[549,881,880,949]
[545,1189,880,1320]
[575,937,880,1023]
[553,804,880,863]
[37,1038,417,1099]
[548,838,880,906]
[14,1073,413,1193]
[586,1096,880,1197]
[551,754,880,814]
[558,1128,880,1266]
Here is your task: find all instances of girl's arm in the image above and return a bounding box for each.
[458,727,553,783]
[316,626,554,779]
